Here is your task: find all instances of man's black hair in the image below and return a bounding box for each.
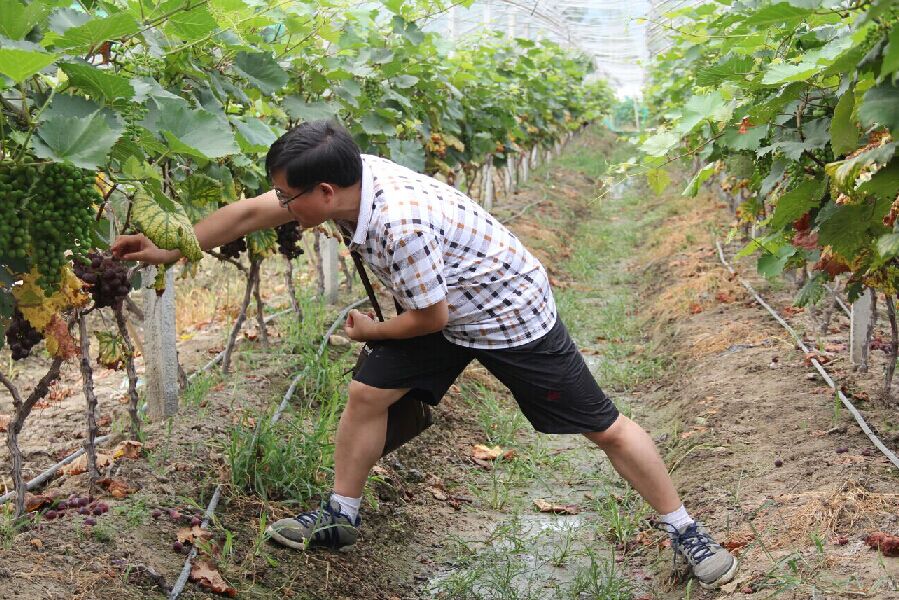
[265,120,362,189]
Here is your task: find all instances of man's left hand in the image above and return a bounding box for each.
[344,309,378,342]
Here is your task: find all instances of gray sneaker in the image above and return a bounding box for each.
[266,499,360,550]
[664,521,738,589]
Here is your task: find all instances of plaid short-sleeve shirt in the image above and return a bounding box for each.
[342,154,556,349]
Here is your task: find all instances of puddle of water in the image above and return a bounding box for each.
[421,511,613,599]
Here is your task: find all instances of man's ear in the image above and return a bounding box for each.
[320,182,336,201]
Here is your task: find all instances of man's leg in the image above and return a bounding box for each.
[583,413,680,513]
[265,381,408,550]
[585,414,737,589]
[333,381,409,498]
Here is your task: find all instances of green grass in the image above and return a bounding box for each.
[224,289,358,506]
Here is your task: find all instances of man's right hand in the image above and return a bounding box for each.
[111,233,181,264]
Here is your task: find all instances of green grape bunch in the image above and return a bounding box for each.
[0,163,33,263]
[28,163,100,293]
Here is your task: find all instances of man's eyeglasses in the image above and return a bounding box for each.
[276,185,314,208]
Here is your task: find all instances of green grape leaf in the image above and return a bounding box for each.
[361,113,394,136]
[682,164,715,198]
[247,228,276,259]
[61,62,135,102]
[858,83,899,136]
[877,233,899,260]
[857,159,899,199]
[743,3,810,28]
[390,75,418,89]
[94,331,126,370]
[57,13,139,49]
[641,130,679,157]
[794,272,825,307]
[881,26,899,78]
[818,199,889,260]
[233,51,288,94]
[148,103,239,159]
[769,178,827,231]
[282,96,338,121]
[0,48,56,83]
[676,91,733,134]
[645,168,670,195]
[232,117,277,153]
[165,5,219,40]
[0,0,50,40]
[830,86,859,157]
[47,8,90,35]
[32,110,124,169]
[131,191,203,262]
[387,139,424,172]
[721,124,769,151]
[757,245,796,278]
[695,56,754,87]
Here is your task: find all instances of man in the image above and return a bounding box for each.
[111,120,738,590]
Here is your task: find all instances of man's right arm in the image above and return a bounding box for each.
[111,190,295,264]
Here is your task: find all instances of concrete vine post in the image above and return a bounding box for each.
[322,235,340,304]
[142,266,180,419]
[850,288,877,373]
[482,156,494,211]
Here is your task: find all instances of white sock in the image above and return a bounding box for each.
[330,493,362,521]
[660,505,694,532]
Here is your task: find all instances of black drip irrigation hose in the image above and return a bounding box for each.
[715,240,899,472]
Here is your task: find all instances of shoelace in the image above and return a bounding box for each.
[656,521,716,568]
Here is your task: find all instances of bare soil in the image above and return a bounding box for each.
[1,128,897,600]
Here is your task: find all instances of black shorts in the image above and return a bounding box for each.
[353,319,619,434]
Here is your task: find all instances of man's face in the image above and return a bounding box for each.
[271,170,331,229]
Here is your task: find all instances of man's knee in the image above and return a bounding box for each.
[346,381,405,413]
[584,414,629,449]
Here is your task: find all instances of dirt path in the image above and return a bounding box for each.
[1,128,896,599]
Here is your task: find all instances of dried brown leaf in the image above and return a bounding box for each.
[112,441,143,460]
[189,560,237,597]
[178,525,213,545]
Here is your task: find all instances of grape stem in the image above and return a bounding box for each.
[114,306,142,441]
[221,259,260,373]
[77,310,101,492]
[252,264,269,349]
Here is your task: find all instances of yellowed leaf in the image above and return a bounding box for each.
[12,267,89,332]
[112,441,143,460]
[189,560,237,597]
[533,498,580,515]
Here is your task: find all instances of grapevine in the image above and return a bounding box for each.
[5,310,43,361]
[73,251,132,310]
